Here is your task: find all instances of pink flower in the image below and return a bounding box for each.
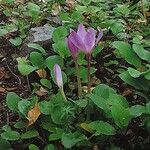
[54,64,63,89]
[68,24,103,54]
[67,35,78,60]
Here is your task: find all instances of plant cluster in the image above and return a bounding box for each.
[0,0,150,150]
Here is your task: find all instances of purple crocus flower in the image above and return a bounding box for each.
[69,24,103,54]
[67,35,78,60]
[54,64,63,89]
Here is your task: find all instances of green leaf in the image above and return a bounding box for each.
[39,101,52,115]
[112,41,141,68]
[46,55,64,70]
[88,94,109,111]
[21,130,39,139]
[1,131,20,141]
[119,71,149,92]
[92,44,104,57]
[18,64,37,76]
[44,144,56,150]
[2,125,11,132]
[128,67,142,78]
[14,120,27,129]
[133,44,150,62]
[0,137,11,150]
[111,104,130,128]
[9,37,22,46]
[93,84,116,99]
[6,92,20,112]
[30,52,44,68]
[49,128,63,141]
[52,26,68,43]
[75,99,88,108]
[28,43,46,54]
[62,132,87,148]
[29,144,40,150]
[27,2,41,20]
[130,105,146,117]
[52,40,70,58]
[110,22,124,35]
[79,0,92,5]
[40,79,52,89]
[89,121,116,135]
[0,29,8,37]
[18,100,31,116]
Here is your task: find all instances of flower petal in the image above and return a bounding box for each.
[67,35,78,59]
[69,31,86,51]
[54,64,63,89]
[96,31,103,44]
[77,24,87,41]
[84,28,96,53]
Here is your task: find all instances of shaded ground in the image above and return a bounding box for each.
[0,38,30,127]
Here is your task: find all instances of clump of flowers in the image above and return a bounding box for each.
[66,24,103,94]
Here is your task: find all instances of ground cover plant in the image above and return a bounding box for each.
[0,0,150,149]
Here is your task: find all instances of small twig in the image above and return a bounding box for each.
[26,75,31,92]
[4,58,22,85]
[6,112,9,125]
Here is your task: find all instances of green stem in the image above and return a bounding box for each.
[75,60,82,98]
[87,54,91,93]
[60,88,67,102]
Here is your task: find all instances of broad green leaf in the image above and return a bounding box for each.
[62,132,87,148]
[1,131,20,141]
[128,67,141,78]
[52,26,68,43]
[46,55,64,70]
[79,0,92,5]
[30,52,44,68]
[111,104,130,128]
[110,22,124,35]
[93,84,116,99]
[40,79,52,89]
[18,64,37,76]
[0,29,8,37]
[92,44,104,57]
[119,71,150,92]
[6,92,20,112]
[44,144,56,150]
[87,94,109,111]
[130,105,146,117]
[14,120,27,129]
[52,40,70,58]
[27,2,41,20]
[21,130,39,139]
[29,144,40,150]
[133,44,150,62]
[0,138,11,150]
[28,43,46,54]
[89,121,116,135]
[39,101,52,115]
[18,100,31,116]
[49,128,63,141]
[75,99,88,108]
[9,37,22,46]
[112,41,141,68]
[2,125,11,132]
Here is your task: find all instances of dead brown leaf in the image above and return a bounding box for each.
[36,69,47,78]
[0,87,6,93]
[122,89,133,97]
[35,87,48,96]
[27,103,41,126]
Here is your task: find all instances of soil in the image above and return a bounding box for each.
[0,37,30,127]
